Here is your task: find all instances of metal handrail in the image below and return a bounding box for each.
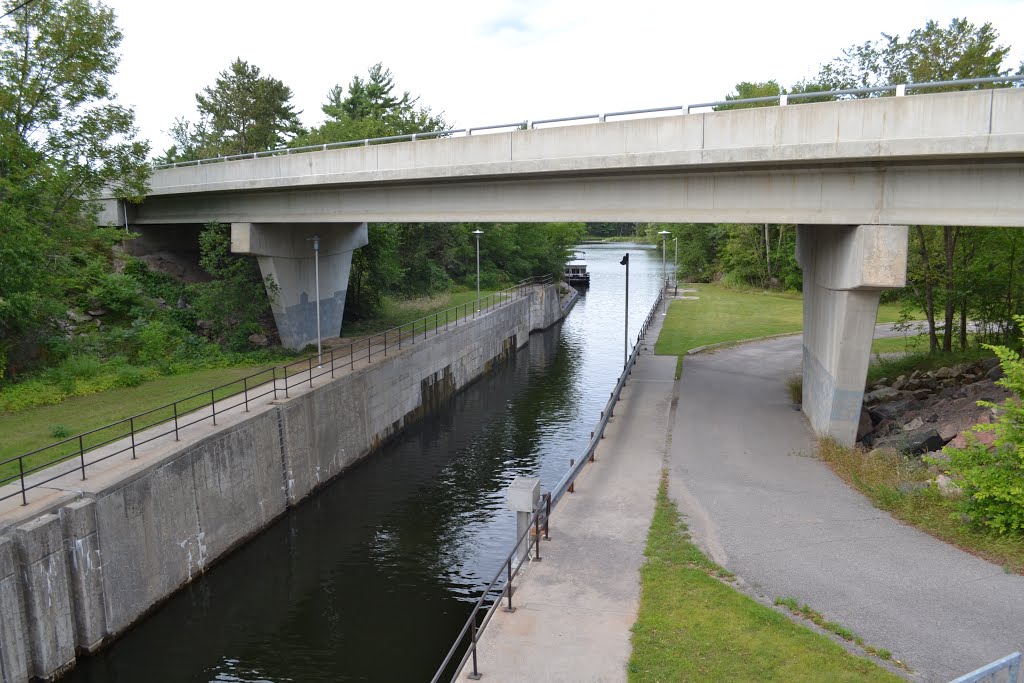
[951,652,1021,683]
[430,286,665,683]
[151,75,1024,170]
[0,276,554,506]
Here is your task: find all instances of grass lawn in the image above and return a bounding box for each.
[654,284,907,355]
[0,364,272,479]
[818,440,1024,575]
[871,333,983,355]
[341,289,503,336]
[629,474,903,681]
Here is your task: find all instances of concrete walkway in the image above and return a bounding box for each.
[458,314,676,682]
[670,331,1024,682]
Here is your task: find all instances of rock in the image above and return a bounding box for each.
[979,357,1000,372]
[876,377,889,386]
[934,474,960,497]
[197,319,214,330]
[177,297,188,309]
[247,333,270,347]
[937,423,960,441]
[86,307,107,317]
[935,366,958,380]
[873,428,947,455]
[926,449,950,463]
[857,409,873,441]
[892,375,908,391]
[903,416,925,431]
[66,308,91,324]
[905,379,921,391]
[869,399,922,422]
[912,388,932,401]
[910,370,922,381]
[986,364,1005,381]
[156,298,168,309]
[864,387,900,404]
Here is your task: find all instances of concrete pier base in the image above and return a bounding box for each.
[797,224,908,446]
[231,222,368,350]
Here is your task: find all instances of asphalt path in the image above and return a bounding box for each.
[669,328,1024,682]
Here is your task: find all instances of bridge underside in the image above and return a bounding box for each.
[117,162,1024,228]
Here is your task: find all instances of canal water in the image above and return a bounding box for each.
[67,242,667,683]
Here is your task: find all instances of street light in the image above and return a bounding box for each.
[673,236,678,296]
[472,229,484,312]
[307,235,322,365]
[658,231,670,312]
[620,253,629,368]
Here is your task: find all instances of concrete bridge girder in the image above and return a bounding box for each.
[231,222,368,350]
[797,224,909,446]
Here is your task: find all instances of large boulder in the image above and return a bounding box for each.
[873,428,947,455]
[864,386,900,404]
[857,409,874,441]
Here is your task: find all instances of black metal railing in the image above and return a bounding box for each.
[0,276,553,506]
[431,286,665,682]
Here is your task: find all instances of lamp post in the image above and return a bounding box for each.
[658,230,670,312]
[472,229,484,312]
[673,236,678,296]
[620,253,629,368]
[307,235,322,365]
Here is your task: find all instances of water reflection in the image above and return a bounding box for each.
[67,243,664,683]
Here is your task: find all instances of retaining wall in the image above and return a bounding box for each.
[0,284,568,682]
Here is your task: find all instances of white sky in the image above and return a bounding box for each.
[100,0,1024,155]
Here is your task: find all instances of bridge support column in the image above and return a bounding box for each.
[231,222,369,350]
[797,224,908,447]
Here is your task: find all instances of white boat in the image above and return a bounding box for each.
[564,251,590,286]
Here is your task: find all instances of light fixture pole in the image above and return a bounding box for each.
[472,229,484,312]
[658,230,670,312]
[620,253,629,368]
[673,236,678,296]
[308,235,322,365]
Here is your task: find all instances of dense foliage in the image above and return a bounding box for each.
[939,322,1024,534]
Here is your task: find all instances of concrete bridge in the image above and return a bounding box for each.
[101,88,1024,446]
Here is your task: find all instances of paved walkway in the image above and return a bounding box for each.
[458,313,677,682]
[670,331,1024,682]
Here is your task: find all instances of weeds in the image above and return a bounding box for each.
[773,597,903,668]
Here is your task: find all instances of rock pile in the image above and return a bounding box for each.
[857,357,1010,459]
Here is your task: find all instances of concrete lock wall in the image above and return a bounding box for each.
[0,284,565,682]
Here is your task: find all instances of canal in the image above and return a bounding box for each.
[67,242,667,683]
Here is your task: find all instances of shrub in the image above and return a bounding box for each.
[937,320,1024,534]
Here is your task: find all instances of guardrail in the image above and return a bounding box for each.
[0,276,552,506]
[152,75,1024,171]
[952,652,1021,683]
[431,286,665,683]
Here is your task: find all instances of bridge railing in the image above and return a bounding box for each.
[951,652,1021,683]
[430,285,665,683]
[0,275,553,506]
[151,75,1024,171]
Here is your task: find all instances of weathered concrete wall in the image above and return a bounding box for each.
[0,284,565,682]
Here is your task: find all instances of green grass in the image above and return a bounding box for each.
[341,289,503,336]
[0,364,272,480]
[871,333,981,354]
[655,284,907,355]
[628,473,902,682]
[818,439,1024,574]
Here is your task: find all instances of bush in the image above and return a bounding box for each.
[938,321,1024,534]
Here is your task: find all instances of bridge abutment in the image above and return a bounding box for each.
[231,222,368,350]
[797,224,908,446]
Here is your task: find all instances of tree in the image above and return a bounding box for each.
[162,58,302,161]
[0,0,150,377]
[296,63,446,146]
[714,81,785,110]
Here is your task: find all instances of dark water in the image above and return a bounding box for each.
[67,243,666,683]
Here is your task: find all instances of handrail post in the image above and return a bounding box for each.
[210,389,217,425]
[505,559,515,612]
[534,512,542,561]
[173,403,179,440]
[309,357,313,388]
[79,435,86,480]
[18,458,27,506]
[272,367,278,400]
[331,349,335,378]
[544,492,551,539]
[468,611,482,680]
[243,377,249,412]
[129,417,137,459]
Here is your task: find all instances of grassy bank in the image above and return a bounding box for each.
[654,284,906,355]
[818,439,1024,574]
[628,475,902,681]
[341,288,501,336]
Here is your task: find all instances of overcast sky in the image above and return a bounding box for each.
[100,0,1024,155]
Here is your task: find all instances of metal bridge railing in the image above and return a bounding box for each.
[431,286,665,683]
[152,75,1024,171]
[951,652,1021,683]
[0,276,552,506]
